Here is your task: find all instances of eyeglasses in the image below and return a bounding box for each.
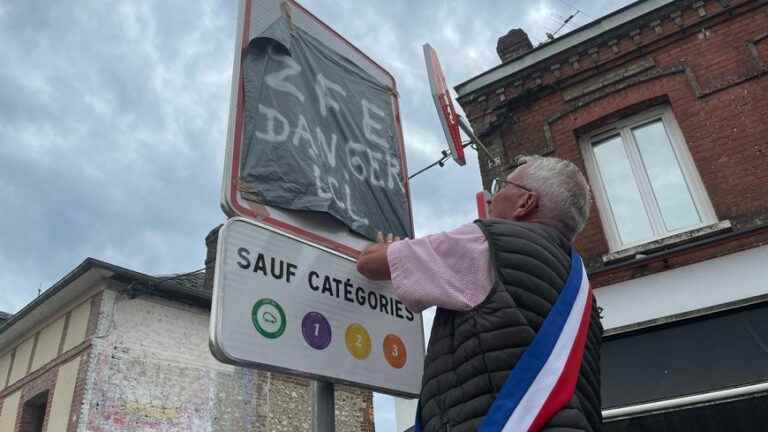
[490,177,532,194]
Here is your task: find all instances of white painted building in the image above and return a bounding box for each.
[0,258,374,431]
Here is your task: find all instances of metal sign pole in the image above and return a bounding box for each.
[312,380,335,432]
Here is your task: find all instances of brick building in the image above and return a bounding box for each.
[455,0,768,429]
[0,258,374,431]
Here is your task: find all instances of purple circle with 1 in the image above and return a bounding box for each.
[301,312,332,350]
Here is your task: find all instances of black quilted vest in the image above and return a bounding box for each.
[418,220,603,432]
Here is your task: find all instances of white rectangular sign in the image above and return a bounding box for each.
[210,217,425,397]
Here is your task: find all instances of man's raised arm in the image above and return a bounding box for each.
[356,232,397,280]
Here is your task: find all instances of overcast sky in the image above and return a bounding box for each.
[0,0,633,430]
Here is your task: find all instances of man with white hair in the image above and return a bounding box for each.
[358,155,603,432]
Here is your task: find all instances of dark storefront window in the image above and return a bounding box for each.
[602,301,768,431]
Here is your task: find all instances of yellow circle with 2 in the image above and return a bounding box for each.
[345,323,372,360]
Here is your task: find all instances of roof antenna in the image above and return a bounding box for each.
[547,10,580,40]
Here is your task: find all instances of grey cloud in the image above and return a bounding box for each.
[1,1,637,314]
[1,2,643,431]
[0,0,236,311]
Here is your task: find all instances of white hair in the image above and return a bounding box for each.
[513,155,592,241]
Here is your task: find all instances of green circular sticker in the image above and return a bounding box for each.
[251,298,286,339]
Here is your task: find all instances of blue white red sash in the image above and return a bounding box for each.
[415,250,593,432]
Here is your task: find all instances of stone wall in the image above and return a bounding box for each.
[82,289,374,431]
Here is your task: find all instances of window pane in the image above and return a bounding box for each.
[593,135,653,245]
[633,120,701,231]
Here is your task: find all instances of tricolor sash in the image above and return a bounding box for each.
[415,250,593,432]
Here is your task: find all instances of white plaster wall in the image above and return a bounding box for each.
[7,336,33,385]
[81,290,288,432]
[0,390,20,432]
[47,355,81,432]
[0,353,10,390]
[84,292,231,432]
[30,315,65,372]
[62,299,91,353]
[594,244,768,329]
[78,288,371,432]
[105,294,231,371]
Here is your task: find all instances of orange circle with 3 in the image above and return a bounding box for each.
[345,323,372,360]
[383,334,407,369]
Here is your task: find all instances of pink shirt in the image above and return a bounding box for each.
[387,223,494,313]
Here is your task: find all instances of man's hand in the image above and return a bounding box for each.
[356,232,400,280]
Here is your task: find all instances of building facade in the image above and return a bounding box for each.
[456,0,768,429]
[0,259,374,432]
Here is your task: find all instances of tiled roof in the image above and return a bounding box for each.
[1,259,210,337]
[155,269,210,303]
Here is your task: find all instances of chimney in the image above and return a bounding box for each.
[497,29,533,63]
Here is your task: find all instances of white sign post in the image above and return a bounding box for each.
[210,217,425,397]
[218,1,417,427]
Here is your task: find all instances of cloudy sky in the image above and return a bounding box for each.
[0,0,633,429]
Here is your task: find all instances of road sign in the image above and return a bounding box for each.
[210,217,425,397]
[423,43,465,166]
[476,191,491,219]
[222,0,413,258]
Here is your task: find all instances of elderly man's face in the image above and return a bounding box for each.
[489,166,538,220]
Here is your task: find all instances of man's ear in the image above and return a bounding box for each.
[513,192,538,219]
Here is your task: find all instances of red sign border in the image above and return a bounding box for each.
[424,43,465,166]
[476,191,491,219]
[225,0,413,258]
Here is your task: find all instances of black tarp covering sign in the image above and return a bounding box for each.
[240,17,412,241]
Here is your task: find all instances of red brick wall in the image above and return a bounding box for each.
[66,348,90,432]
[12,365,56,432]
[459,0,768,287]
[0,348,92,432]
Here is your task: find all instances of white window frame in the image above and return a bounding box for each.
[580,105,717,252]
